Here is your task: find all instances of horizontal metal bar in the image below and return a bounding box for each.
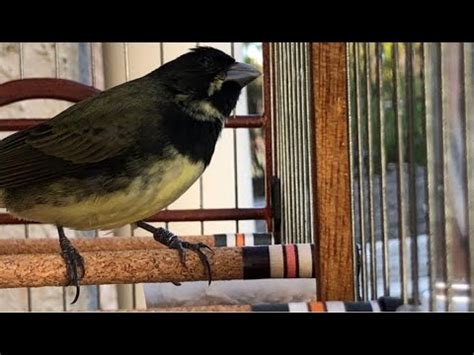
[0,115,265,131]
[0,208,267,225]
[0,78,100,106]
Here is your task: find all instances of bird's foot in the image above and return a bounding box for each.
[58,227,85,304]
[136,221,214,285]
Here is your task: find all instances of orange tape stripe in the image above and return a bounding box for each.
[236,233,245,247]
[285,244,297,278]
[308,302,326,312]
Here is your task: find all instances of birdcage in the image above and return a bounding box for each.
[0,42,471,312]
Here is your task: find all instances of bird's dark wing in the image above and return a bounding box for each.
[0,79,158,188]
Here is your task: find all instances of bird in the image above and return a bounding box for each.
[0,46,261,304]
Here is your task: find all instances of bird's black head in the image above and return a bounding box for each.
[152,46,261,118]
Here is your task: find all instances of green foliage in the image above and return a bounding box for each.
[348,43,427,174]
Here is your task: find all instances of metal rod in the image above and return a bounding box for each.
[18,43,24,79]
[303,43,315,244]
[440,43,454,311]
[0,208,267,225]
[364,43,377,299]
[24,224,32,311]
[289,43,301,243]
[298,43,308,242]
[52,42,67,311]
[0,115,265,132]
[262,42,274,232]
[376,42,390,296]
[231,43,239,233]
[392,43,408,304]
[418,43,432,309]
[18,43,32,311]
[54,43,60,78]
[279,44,289,243]
[89,42,96,88]
[288,43,297,244]
[347,43,361,300]
[355,43,368,300]
[405,42,420,304]
[424,43,447,311]
[463,43,474,311]
[296,43,305,243]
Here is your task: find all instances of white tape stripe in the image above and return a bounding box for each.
[370,300,381,312]
[288,302,309,312]
[226,234,236,247]
[296,244,313,278]
[245,234,255,246]
[325,301,346,312]
[268,245,284,278]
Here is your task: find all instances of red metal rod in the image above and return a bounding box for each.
[263,42,274,231]
[0,78,100,106]
[0,116,264,132]
[0,208,266,225]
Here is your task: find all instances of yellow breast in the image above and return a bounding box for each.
[12,154,205,230]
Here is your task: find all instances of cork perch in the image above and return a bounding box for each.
[0,236,213,255]
[0,247,243,288]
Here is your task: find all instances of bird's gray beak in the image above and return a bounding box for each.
[225,62,261,88]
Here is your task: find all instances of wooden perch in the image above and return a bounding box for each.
[0,247,241,288]
[0,243,315,289]
[0,236,211,255]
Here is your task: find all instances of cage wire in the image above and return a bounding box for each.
[347,42,474,311]
[271,43,314,245]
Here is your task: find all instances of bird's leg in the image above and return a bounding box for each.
[57,226,85,304]
[135,221,213,285]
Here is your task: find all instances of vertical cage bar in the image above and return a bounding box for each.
[296,43,306,242]
[364,43,377,299]
[424,43,447,311]
[88,42,100,309]
[376,42,390,296]
[418,43,431,309]
[24,224,32,311]
[279,43,293,243]
[89,43,96,88]
[290,43,300,242]
[53,42,68,311]
[405,42,420,304]
[122,42,137,310]
[392,43,409,304]
[464,43,474,311]
[347,43,360,299]
[440,43,454,311]
[298,43,309,242]
[231,43,239,233]
[284,43,295,244]
[355,43,368,300]
[18,43,24,79]
[18,42,32,311]
[303,43,315,244]
[262,42,274,233]
[289,43,301,243]
[275,44,285,241]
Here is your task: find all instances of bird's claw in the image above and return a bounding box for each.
[60,244,85,304]
[170,240,213,285]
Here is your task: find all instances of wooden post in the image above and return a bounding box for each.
[311,43,354,301]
